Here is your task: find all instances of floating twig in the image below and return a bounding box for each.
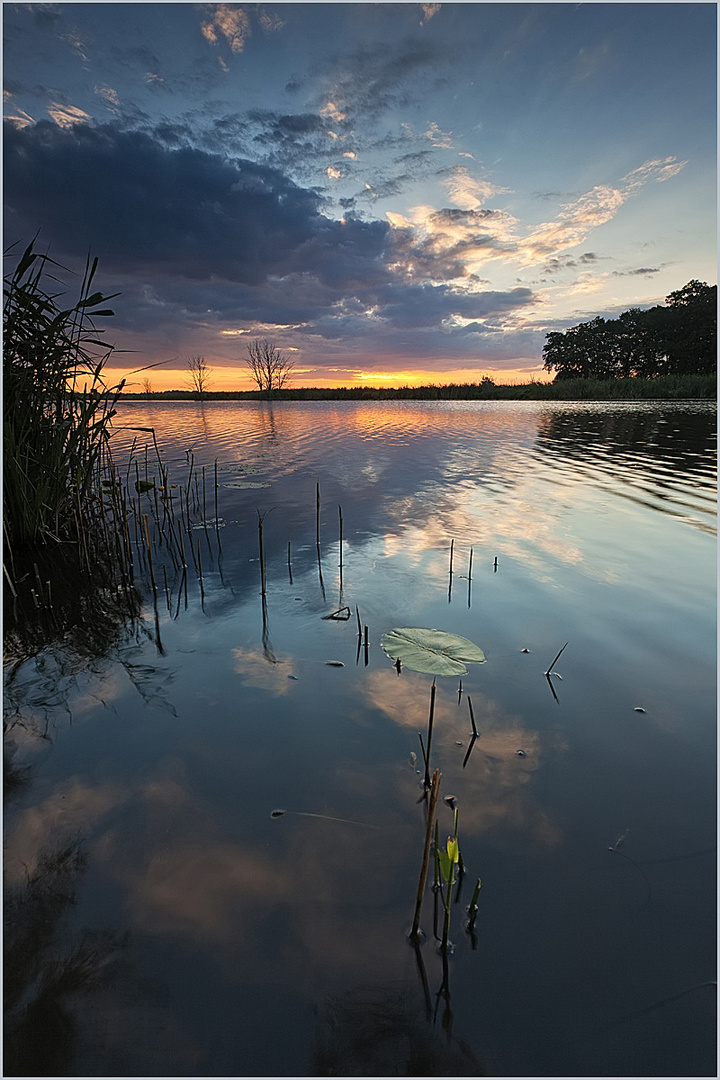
[270,808,378,829]
[322,606,351,620]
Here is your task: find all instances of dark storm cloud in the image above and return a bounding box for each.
[2,116,538,360]
[3,120,391,288]
[368,282,536,330]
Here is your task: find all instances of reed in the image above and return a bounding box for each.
[4,242,121,553]
[3,241,146,647]
[410,769,441,940]
[423,679,437,789]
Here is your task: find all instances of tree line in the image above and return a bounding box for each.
[542,280,717,380]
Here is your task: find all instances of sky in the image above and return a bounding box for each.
[3,2,717,391]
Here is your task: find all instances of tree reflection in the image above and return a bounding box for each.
[4,838,126,1077]
[533,406,716,529]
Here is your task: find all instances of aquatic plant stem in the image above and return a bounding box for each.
[423,679,437,789]
[257,510,267,596]
[410,768,441,940]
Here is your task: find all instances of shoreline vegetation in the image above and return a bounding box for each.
[121,372,716,402]
[3,241,141,654]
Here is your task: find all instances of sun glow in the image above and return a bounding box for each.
[115,361,553,395]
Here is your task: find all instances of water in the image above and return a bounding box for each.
[4,400,716,1077]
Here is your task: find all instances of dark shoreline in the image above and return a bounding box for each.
[120,372,716,403]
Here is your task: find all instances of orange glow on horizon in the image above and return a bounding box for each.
[115,363,553,394]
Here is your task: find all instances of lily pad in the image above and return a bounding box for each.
[380,627,486,677]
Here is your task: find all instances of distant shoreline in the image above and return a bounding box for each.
[119,373,716,403]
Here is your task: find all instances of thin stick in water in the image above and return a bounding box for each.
[424,679,437,789]
[467,695,478,737]
[545,641,569,676]
[410,769,441,940]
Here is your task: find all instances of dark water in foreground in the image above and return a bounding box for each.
[4,400,716,1077]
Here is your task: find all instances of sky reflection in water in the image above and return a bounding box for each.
[5,400,716,1077]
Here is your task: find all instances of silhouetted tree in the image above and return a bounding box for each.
[186,355,211,398]
[244,339,295,393]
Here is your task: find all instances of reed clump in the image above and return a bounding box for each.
[3,241,136,647]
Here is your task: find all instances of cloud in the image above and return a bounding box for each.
[295,40,447,126]
[94,84,121,112]
[622,155,687,189]
[47,101,91,128]
[61,28,90,61]
[441,165,511,209]
[257,8,284,34]
[613,266,661,277]
[424,121,453,149]
[420,4,442,25]
[387,204,520,280]
[515,158,687,265]
[365,281,536,330]
[3,120,358,286]
[200,4,251,54]
[2,116,688,371]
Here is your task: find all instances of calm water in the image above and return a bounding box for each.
[4,400,716,1077]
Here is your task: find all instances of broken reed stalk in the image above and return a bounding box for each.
[142,513,157,594]
[287,540,293,583]
[468,547,473,580]
[356,605,362,637]
[467,695,478,737]
[316,482,320,547]
[257,511,267,596]
[197,539,205,603]
[338,505,343,570]
[162,564,170,612]
[418,731,429,776]
[545,641,569,676]
[424,679,437,789]
[214,459,221,545]
[467,877,482,930]
[449,539,454,577]
[410,768,441,940]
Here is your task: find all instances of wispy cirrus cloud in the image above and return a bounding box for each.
[389,156,689,282]
[518,157,687,263]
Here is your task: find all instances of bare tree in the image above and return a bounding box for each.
[141,377,153,396]
[244,339,294,393]
[186,355,212,399]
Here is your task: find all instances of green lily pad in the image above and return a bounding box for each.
[380,627,486,677]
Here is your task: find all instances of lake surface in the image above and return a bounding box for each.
[4,399,716,1077]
